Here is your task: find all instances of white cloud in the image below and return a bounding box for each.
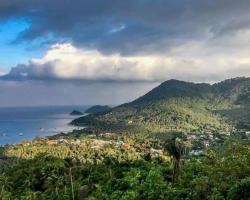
[0,68,6,76]
[3,42,250,83]
[108,24,126,34]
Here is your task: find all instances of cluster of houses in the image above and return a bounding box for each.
[186,130,250,156]
[16,130,250,158]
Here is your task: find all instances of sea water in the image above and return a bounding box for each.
[0,105,88,146]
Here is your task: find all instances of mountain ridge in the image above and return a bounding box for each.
[72,77,250,133]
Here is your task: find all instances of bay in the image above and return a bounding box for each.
[0,105,88,146]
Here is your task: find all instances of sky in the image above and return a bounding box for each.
[0,0,250,107]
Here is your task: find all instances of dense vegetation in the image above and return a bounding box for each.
[0,133,250,199]
[85,105,112,114]
[73,77,250,133]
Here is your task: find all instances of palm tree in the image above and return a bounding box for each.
[0,174,13,197]
[45,173,64,198]
[103,155,116,178]
[69,167,75,200]
[163,134,191,183]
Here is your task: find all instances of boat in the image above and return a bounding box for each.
[19,132,24,136]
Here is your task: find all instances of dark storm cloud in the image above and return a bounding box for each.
[1,63,55,81]
[2,0,250,107]
[1,0,250,55]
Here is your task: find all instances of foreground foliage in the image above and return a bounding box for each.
[0,134,249,200]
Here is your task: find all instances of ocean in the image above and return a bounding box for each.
[0,105,88,146]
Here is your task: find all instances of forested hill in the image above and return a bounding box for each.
[129,79,212,106]
[129,77,250,107]
[72,77,250,132]
[212,77,250,106]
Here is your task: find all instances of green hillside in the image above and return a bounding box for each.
[85,105,112,114]
[72,77,250,133]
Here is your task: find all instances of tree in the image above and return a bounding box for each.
[0,174,13,198]
[163,133,191,183]
[228,177,250,200]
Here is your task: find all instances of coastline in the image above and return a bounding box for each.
[0,105,89,146]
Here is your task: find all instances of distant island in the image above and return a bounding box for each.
[70,110,83,115]
[85,105,111,114]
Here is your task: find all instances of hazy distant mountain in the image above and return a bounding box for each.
[72,77,250,133]
[70,110,83,115]
[85,105,111,114]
